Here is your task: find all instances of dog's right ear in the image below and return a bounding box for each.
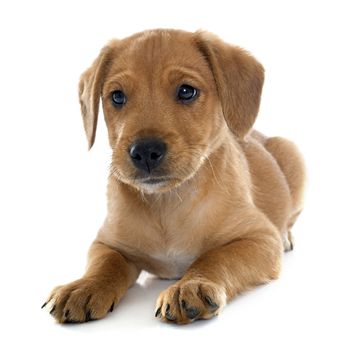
[78,42,116,149]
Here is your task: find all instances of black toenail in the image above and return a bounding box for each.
[41,302,47,309]
[50,305,56,315]
[109,302,115,313]
[85,310,92,321]
[185,307,200,319]
[64,310,70,318]
[204,296,219,311]
[155,307,161,317]
[165,304,176,321]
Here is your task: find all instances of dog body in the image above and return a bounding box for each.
[45,29,305,324]
[99,131,299,280]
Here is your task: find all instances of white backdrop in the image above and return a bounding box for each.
[1,0,349,349]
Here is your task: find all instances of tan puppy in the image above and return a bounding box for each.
[43,29,305,324]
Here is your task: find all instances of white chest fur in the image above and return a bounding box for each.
[151,250,197,279]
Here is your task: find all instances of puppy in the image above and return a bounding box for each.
[43,29,305,324]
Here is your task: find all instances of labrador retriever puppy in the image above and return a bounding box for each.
[43,29,305,324]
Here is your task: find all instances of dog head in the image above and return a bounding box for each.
[79,29,264,193]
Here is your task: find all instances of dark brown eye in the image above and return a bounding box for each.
[111,90,127,107]
[177,84,198,103]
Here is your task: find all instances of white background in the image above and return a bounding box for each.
[1,0,349,349]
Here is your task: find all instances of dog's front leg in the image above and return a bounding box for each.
[155,228,282,324]
[44,241,139,323]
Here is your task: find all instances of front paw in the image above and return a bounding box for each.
[155,279,227,324]
[42,278,118,323]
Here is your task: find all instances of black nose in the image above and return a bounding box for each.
[129,138,167,173]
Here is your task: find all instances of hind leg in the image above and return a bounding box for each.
[264,137,306,250]
[282,208,303,251]
[282,230,294,252]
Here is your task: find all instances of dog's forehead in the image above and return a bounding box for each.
[110,30,206,75]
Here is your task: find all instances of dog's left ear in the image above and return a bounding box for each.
[78,42,117,149]
[195,32,264,138]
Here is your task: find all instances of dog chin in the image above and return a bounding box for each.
[135,178,181,194]
[137,181,171,194]
[133,161,204,194]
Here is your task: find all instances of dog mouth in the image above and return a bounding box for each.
[139,176,172,185]
[134,176,178,193]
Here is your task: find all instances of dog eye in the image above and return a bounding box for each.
[177,84,198,103]
[111,90,127,107]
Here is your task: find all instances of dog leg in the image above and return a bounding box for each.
[43,241,140,323]
[264,137,306,215]
[155,228,282,324]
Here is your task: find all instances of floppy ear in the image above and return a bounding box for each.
[78,44,115,149]
[195,32,264,138]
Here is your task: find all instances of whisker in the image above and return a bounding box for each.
[174,188,183,203]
